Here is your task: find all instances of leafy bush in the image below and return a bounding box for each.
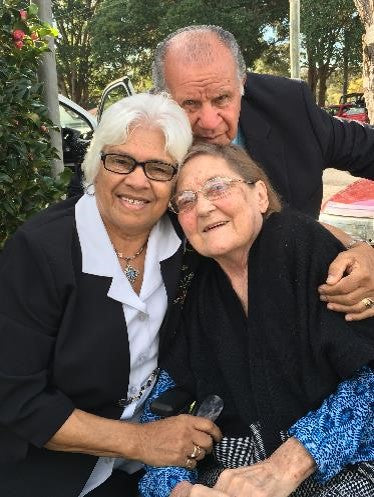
[0,1,70,248]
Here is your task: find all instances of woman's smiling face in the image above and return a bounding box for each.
[94,125,176,239]
[176,154,269,263]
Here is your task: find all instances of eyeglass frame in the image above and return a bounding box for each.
[169,176,256,214]
[100,152,178,182]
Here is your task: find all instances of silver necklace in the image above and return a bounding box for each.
[115,244,146,285]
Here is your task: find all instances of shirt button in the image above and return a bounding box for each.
[139,313,147,321]
[138,354,147,363]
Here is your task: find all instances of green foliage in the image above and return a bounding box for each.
[53,0,104,108]
[0,1,70,249]
[88,0,289,96]
[301,0,363,104]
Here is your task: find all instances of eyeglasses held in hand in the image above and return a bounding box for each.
[100,152,178,182]
[169,176,255,214]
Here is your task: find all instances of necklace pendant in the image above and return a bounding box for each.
[124,264,139,284]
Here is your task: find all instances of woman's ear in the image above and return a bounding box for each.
[254,180,270,214]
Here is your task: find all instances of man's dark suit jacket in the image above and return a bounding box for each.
[240,73,374,218]
[0,196,184,496]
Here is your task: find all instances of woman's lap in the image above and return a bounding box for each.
[87,469,142,497]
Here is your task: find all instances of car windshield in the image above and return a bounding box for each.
[59,104,93,136]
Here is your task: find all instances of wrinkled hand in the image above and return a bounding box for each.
[213,461,296,497]
[171,482,229,497]
[213,437,315,497]
[135,414,221,467]
[318,242,374,320]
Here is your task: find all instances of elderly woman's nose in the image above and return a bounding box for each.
[195,192,215,214]
[124,165,150,188]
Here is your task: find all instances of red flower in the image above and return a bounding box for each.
[31,32,38,41]
[19,9,27,20]
[12,29,26,41]
[14,40,24,49]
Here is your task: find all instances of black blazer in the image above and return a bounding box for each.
[240,73,374,218]
[0,196,184,496]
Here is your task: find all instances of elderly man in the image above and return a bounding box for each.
[151,24,374,321]
[143,25,374,497]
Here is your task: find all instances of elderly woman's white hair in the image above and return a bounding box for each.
[82,92,192,187]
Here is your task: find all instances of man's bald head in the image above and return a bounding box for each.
[152,25,246,93]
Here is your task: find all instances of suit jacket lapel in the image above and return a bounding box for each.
[239,93,291,204]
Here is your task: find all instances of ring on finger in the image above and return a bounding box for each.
[185,457,194,469]
[189,444,202,459]
[361,297,374,309]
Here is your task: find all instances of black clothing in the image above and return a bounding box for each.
[240,73,374,218]
[165,209,374,454]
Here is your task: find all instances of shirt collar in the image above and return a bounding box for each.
[75,194,181,306]
[232,125,245,147]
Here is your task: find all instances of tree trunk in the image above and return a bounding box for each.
[354,0,374,123]
[307,49,318,98]
[342,31,349,96]
[317,64,329,107]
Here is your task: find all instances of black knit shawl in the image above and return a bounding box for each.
[165,209,374,454]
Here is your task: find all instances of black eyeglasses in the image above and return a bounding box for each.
[169,176,255,214]
[100,152,178,182]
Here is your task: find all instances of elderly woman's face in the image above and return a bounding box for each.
[176,154,269,261]
[94,125,175,237]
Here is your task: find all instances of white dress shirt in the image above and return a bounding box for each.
[75,194,181,496]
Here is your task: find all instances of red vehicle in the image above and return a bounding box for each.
[324,93,369,124]
[320,179,374,246]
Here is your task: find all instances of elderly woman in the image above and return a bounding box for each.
[0,94,221,497]
[141,143,374,497]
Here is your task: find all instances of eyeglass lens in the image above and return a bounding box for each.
[172,177,240,213]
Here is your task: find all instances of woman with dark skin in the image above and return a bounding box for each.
[0,94,220,497]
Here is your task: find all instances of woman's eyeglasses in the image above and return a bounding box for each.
[169,176,255,214]
[100,152,178,182]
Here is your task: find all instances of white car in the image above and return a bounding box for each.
[59,76,134,169]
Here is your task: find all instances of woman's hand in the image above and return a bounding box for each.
[44,409,220,467]
[171,482,229,497]
[213,437,316,497]
[134,414,222,467]
[213,462,294,497]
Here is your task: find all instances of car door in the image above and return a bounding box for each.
[97,76,135,122]
[59,95,97,170]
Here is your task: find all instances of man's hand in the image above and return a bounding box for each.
[318,242,374,321]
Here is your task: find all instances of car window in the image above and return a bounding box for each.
[344,106,366,116]
[59,103,93,138]
[100,86,128,114]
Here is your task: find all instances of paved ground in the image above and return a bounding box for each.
[322,168,359,205]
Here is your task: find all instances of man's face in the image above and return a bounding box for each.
[164,40,243,145]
